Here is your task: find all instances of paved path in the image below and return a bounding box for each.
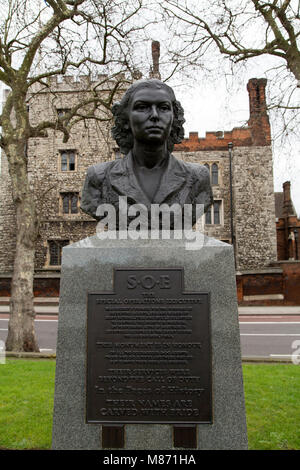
[239,306,300,315]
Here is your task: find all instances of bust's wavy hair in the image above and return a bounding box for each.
[111,79,185,154]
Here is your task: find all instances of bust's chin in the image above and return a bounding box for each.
[135,134,170,147]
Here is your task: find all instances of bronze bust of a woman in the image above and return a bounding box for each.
[80,79,213,228]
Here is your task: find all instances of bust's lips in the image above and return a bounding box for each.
[146,126,163,131]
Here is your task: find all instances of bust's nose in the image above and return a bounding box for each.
[149,105,159,121]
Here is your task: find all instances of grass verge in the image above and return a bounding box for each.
[243,363,299,450]
[0,359,55,449]
[0,360,299,449]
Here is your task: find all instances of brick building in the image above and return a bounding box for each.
[275,181,300,261]
[0,64,280,299]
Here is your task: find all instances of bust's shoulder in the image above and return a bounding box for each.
[86,159,119,183]
[172,156,210,181]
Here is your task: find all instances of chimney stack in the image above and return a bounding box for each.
[283,181,295,216]
[247,78,271,146]
[149,41,161,80]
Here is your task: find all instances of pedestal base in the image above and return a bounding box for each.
[52,235,247,450]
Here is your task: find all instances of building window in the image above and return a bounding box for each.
[213,201,220,224]
[60,150,76,171]
[211,163,219,185]
[204,164,210,182]
[57,108,71,118]
[61,192,79,214]
[204,163,219,185]
[205,200,222,225]
[205,208,212,225]
[48,240,69,266]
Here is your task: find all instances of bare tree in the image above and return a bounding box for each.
[162,0,300,141]
[0,0,149,352]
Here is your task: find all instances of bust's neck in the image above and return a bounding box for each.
[132,141,168,169]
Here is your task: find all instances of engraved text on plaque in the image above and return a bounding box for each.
[86,268,211,424]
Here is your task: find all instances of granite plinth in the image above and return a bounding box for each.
[52,235,247,450]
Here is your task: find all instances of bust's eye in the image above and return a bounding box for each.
[159,103,171,111]
[134,103,148,111]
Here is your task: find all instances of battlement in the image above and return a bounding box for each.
[175,127,253,151]
[29,73,127,94]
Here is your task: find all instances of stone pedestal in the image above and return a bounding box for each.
[52,235,248,450]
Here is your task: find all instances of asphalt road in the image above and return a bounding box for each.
[239,316,300,360]
[1,314,300,360]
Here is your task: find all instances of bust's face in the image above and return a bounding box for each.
[128,87,174,145]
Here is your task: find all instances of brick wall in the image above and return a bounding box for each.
[275,181,300,261]
[276,218,287,260]
[247,78,271,146]
[237,262,300,306]
[175,129,253,152]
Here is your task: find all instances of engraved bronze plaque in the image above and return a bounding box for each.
[86,268,212,424]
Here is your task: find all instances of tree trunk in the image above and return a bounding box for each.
[286,49,300,84]
[5,143,39,352]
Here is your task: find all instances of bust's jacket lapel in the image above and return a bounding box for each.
[152,154,188,204]
[109,151,151,208]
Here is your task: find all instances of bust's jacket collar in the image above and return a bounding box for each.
[109,151,187,207]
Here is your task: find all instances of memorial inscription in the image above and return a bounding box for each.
[86,268,212,424]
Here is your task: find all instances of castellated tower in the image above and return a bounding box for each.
[232,78,277,270]
[174,77,277,270]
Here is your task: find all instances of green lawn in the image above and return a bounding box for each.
[0,359,55,449]
[243,363,300,450]
[0,360,299,450]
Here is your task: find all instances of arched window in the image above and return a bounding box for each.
[212,163,218,185]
